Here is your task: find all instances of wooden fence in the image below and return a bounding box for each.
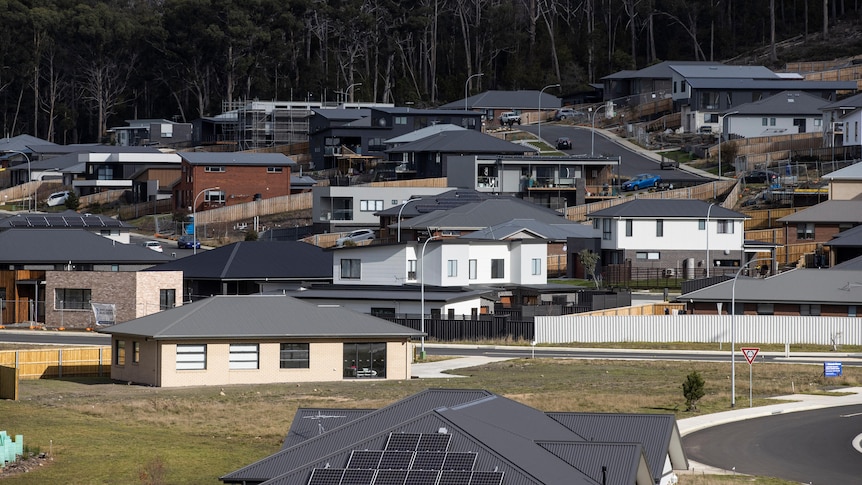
[0,347,111,380]
[741,208,801,230]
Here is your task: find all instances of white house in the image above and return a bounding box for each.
[312,185,453,233]
[822,91,862,149]
[587,199,747,274]
[720,91,829,139]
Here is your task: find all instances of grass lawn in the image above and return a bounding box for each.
[1,357,858,484]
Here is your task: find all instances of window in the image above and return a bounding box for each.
[115,340,125,365]
[205,190,225,203]
[266,166,283,173]
[592,218,600,229]
[394,116,407,125]
[491,259,505,279]
[796,223,815,240]
[343,342,386,378]
[656,219,664,237]
[814,119,822,127]
[132,342,140,364]
[757,303,774,315]
[160,289,176,310]
[447,260,458,277]
[625,219,633,237]
[770,117,776,126]
[762,118,769,126]
[280,343,309,369]
[204,166,225,172]
[469,259,477,280]
[531,258,542,275]
[55,288,91,310]
[849,306,856,317]
[698,219,706,230]
[636,252,660,260]
[341,259,361,279]
[800,304,821,316]
[229,343,259,370]
[602,218,612,240]
[407,259,417,280]
[359,200,383,212]
[717,220,734,234]
[176,344,206,370]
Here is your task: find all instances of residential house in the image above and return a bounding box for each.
[776,200,862,247]
[108,119,193,148]
[145,240,333,301]
[100,294,424,387]
[375,189,494,242]
[822,91,862,149]
[0,229,179,328]
[719,91,831,140]
[601,60,721,102]
[824,224,862,265]
[587,199,748,275]
[822,161,862,200]
[0,211,137,244]
[173,152,297,211]
[221,388,687,485]
[441,89,563,126]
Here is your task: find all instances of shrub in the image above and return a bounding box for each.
[682,370,705,411]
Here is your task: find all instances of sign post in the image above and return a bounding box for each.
[741,347,759,408]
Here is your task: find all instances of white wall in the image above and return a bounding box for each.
[313,186,452,225]
[600,217,743,252]
[725,116,825,138]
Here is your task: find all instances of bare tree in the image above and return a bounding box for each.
[80,54,137,140]
[39,50,69,143]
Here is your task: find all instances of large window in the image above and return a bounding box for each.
[115,340,125,365]
[341,259,361,279]
[602,219,612,240]
[447,260,458,277]
[55,288,91,310]
[344,342,386,378]
[280,343,309,369]
[205,190,225,203]
[229,343,259,370]
[717,220,734,234]
[797,223,815,240]
[176,344,206,370]
[160,289,176,310]
[359,200,383,212]
[491,259,505,279]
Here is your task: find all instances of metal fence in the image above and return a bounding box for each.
[385,315,534,342]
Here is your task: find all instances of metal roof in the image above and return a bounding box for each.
[0,211,135,230]
[679,268,862,304]
[588,199,747,219]
[282,408,374,449]
[822,161,862,180]
[376,190,496,217]
[823,91,862,109]
[461,219,598,241]
[824,224,862,247]
[384,124,467,144]
[178,152,297,166]
[777,200,862,223]
[99,294,425,340]
[727,91,830,116]
[399,198,568,231]
[669,65,779,79]
[286,285,492,304]
[601,61,723,81]
[685,78,856,91]
[0,228,170,264]
[439,90,562,110]
[385,130,529,155]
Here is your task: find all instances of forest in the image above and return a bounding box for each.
[0,0,860,144]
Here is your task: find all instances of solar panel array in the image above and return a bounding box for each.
[6,214,125,228]
[306,433,504,485]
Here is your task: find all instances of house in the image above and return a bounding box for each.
[107,119,193,148]
[668,64,856,134]
[441,89,563,126]
[172,152,297,211]
[587,199,748,275]
[99,294,424,387]
[824,224,862,266]
[822,161,862,200]
[0,211,137,244]
[0,229,180,328]
[776,200,862,246]
[719,91,831,139]
[145,241,333,301]
[221,388,687,485]
[601,60,721,102]
[822,91,862,148]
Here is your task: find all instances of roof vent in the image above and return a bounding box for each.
[438,427,448,434]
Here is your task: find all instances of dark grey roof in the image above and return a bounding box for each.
[146,241,332,281]
[376,190,494,217]
[823,91,862,110]
[0,211,135,230]
[282,408,374,449]
[100,294,424,340]
[178,152,297,166]
[777,200,862,223]
[831,254,862,269]
[588,199,747,219]
[461,219,598,241]
[728,91,830,116]
[399,198,568,231]
[679,268,862,304]
[825,224,862,247]
[601,61,722,81]
[669,65,779,79]
[686,78,856,91]
[223,389,674,485]
[823,162,862,180]
[385,124,466,144]
[290,175,318,187]
[385,130,529,155]
[440,90,562,110]
[288,284,491,303]
[0,228,170,264]
[0,134,54,155]
[311,108,369,121]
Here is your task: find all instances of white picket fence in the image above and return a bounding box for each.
[536,314,862,346]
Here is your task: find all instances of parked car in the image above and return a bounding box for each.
[499,111,521,126]
[660,158,679,170]
[553,108,585,121]
[622,173,662,191]
[555,137,572,150]
[143,241,164,252]
[335,228,375,247]
[742,170,779,184]
[177,235,201,249]
[46,191,70,207]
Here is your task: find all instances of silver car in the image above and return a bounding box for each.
[335,229,375,247]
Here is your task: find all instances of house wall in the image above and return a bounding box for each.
[722,116,825,139]
[829,180,862,200]
[783,223,840,245]
[690,301,856,317]
[119,338,413,388]
[174,162,292,210]
[291,297,486,317]
[312,186,450,229]
[602,217,743,252]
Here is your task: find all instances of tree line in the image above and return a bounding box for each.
[0,0,857,144]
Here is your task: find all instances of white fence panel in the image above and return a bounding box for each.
[536,315,862,346]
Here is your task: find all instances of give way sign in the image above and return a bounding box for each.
[742,347,760,365]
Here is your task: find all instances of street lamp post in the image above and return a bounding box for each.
[346,83,362,103]
[537,83,560,143]
[464,73,484,112]
[730,257,770,407]
[192,186,220,255]
[397,199,411,243]
[717,110,739,179]
[419,234,440,360]
[705,202,716,277]
[591,103,613,156]
[3,150,32,211]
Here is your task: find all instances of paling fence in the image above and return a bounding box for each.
[0,347,112,380]
[535,314,862,346]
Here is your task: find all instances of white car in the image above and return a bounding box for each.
[335,229,375,247]
[46,191,70,207]
[143,241,164,252]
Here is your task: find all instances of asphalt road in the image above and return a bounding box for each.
[684,404,862,484]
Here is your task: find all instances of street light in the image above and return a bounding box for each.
[730,257,770,408]
[717,110,739,179]
[346,83,362,103]
[3,150,32,211]
[419,234,440,360]
[705,202,716,277]
[464,73,484,112]
[192,186,220,255]
[537,83,560,143]
[591,102,614,156]
[396,197,420,243]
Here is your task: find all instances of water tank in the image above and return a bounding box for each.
[684,258,696,279]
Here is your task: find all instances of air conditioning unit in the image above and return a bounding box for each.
[663,268,675,277]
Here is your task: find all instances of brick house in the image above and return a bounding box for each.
[173,152,297,211]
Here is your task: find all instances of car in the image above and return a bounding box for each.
[46,191,70,207]
[555,137,572,150]
[660,158,679,170]
[742,170,779,184]
[553,108,585,121]
[177,235,201,249]
[499,111,521,126]
[622,173,662,191]
[335,228,375,247]
[143,241,163,252]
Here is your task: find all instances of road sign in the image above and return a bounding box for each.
[824,361,843,377]
[742,347,759,365]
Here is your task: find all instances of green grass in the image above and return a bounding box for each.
[1,358,857,484]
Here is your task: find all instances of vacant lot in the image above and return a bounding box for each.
[1,357,858,484]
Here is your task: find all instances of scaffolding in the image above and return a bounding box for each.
[221,100,312,151]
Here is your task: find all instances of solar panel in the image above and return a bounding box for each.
[307,468,344,485]
[469,471,504,485]
[441,452,476,471]
[410,452,445,470]
[347,450,383,469]
[402,470,438,485]
[371,469,407,485]
[378,451,413,470]
[416,433,450,452]
[340,468,376,485]
[437,470,472,485]
[385,433,421,451]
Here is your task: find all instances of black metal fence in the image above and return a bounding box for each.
[384,314,534,342]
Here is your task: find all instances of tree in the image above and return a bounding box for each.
[577,248,601,288]
[244,229,259,241]
[63,191,80,211]
[682,370,705,411]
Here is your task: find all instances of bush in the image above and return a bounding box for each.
[682,370,705,411]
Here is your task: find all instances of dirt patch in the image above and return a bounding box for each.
[0,453,54,479]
